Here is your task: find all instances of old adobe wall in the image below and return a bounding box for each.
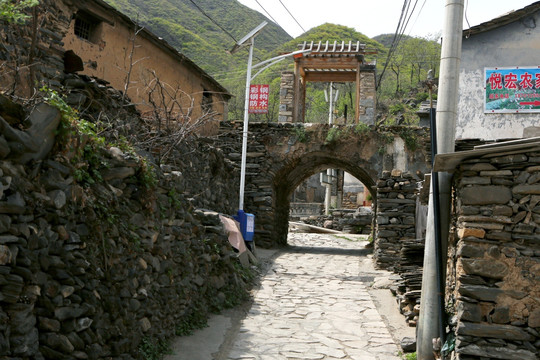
[447,150,540,359]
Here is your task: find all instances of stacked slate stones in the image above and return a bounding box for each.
[449,148,540,360]
[375,169,424,326]
[0,95,247,358]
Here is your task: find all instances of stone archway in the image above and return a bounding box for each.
[272,151,377,245]
[216,122,431,248]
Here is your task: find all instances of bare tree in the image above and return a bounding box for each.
[136,70,218,163]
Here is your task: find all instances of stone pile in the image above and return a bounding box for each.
[300,210,373,234]
[374,170,419,270]
[374,169,424,326]
[392,238,424,326]
[448,147,540,359]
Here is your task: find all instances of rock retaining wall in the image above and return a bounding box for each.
[447,148,540,359]
[298,211,373,234]
[0,71,244,359]
[0,0,72,96]
[0,140,245,359]
[374,169,424,326]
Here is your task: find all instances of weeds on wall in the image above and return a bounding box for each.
[138,337,171,360]
[294,126,307,143]
[325,127,342,144]
[0,0,38,24]
[397,127,419,152]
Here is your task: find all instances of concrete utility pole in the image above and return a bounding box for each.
[324,83,339,215]
[417,1,464,360]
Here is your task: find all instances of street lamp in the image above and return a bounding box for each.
[230,23,312,248]
[230,21,268,214]
[230,21,268,250]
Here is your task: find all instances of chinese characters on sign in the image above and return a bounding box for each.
[248,84,269,114]
[485,66,540,113]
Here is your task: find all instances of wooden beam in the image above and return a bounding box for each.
[296,57,360,70]
[304,72,357,82]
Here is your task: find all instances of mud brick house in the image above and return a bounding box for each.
[0,0,231,134]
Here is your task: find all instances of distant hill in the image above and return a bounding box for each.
[373,33,414,49]
[102,0,440,121]
[104,0,292,75]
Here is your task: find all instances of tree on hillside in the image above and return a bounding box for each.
[378,34,441,99]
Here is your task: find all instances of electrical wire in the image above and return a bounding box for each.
[406,0,428,36]
[464,0,472,38]
[277,0,306,33]
[254,0,281,26]
[377,0,423,89]
[187,0,238,42]
[377,0,409,89]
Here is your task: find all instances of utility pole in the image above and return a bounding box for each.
[417,1,464,360]
[324,82,339,215]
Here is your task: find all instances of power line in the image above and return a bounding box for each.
[187,0,238,42]
[377,0,409,89]
[377,0,422,89]
[407,0,428,36]
[254,0,281,27]
[277,0,306,33]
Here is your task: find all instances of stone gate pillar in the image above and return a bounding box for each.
[279,71,294,122]
[357,64,377,125]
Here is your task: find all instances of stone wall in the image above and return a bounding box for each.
[279,71,294,123]
[374,169,424,326]
[298,211,373,235]
[0,77,244,358]
[0,0,71,96]
[358,66,376,125]
[447,148,540,359]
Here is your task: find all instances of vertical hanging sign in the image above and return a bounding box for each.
[248,84,269,113]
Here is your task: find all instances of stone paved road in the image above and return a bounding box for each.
[223,233,401,360]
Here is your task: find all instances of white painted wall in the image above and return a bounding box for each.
[456,9,540,140]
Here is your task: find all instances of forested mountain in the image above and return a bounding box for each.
[104,0,441,123]
[104,0,292,75]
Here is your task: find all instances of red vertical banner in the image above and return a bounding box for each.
[248,84,269,114]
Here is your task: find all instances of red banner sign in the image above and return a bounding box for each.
[248,84,269,114]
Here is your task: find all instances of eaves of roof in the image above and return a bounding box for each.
[463,1,540,37]
[78,0,232,99]
[434,137,540,173]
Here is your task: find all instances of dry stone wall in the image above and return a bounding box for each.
[447,149,540,360]
[0,75,244,359]
[374,169,424,326]
[0,140,245,359]
[0,0,74,95]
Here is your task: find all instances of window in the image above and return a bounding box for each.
[202,89,213,112]
[73,12,101,43]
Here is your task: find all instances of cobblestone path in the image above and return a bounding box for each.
[225,233,401,360]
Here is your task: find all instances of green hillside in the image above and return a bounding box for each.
[103,0,440,123]
[104,0,292,75]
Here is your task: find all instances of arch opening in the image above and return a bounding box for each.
[272,152,377,246]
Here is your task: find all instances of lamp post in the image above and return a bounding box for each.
[231,23,312,215]
[230,21,268,213]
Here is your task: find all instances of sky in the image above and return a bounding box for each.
[236,0,535,39]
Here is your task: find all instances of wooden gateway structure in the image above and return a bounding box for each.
[279,40,378,124]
